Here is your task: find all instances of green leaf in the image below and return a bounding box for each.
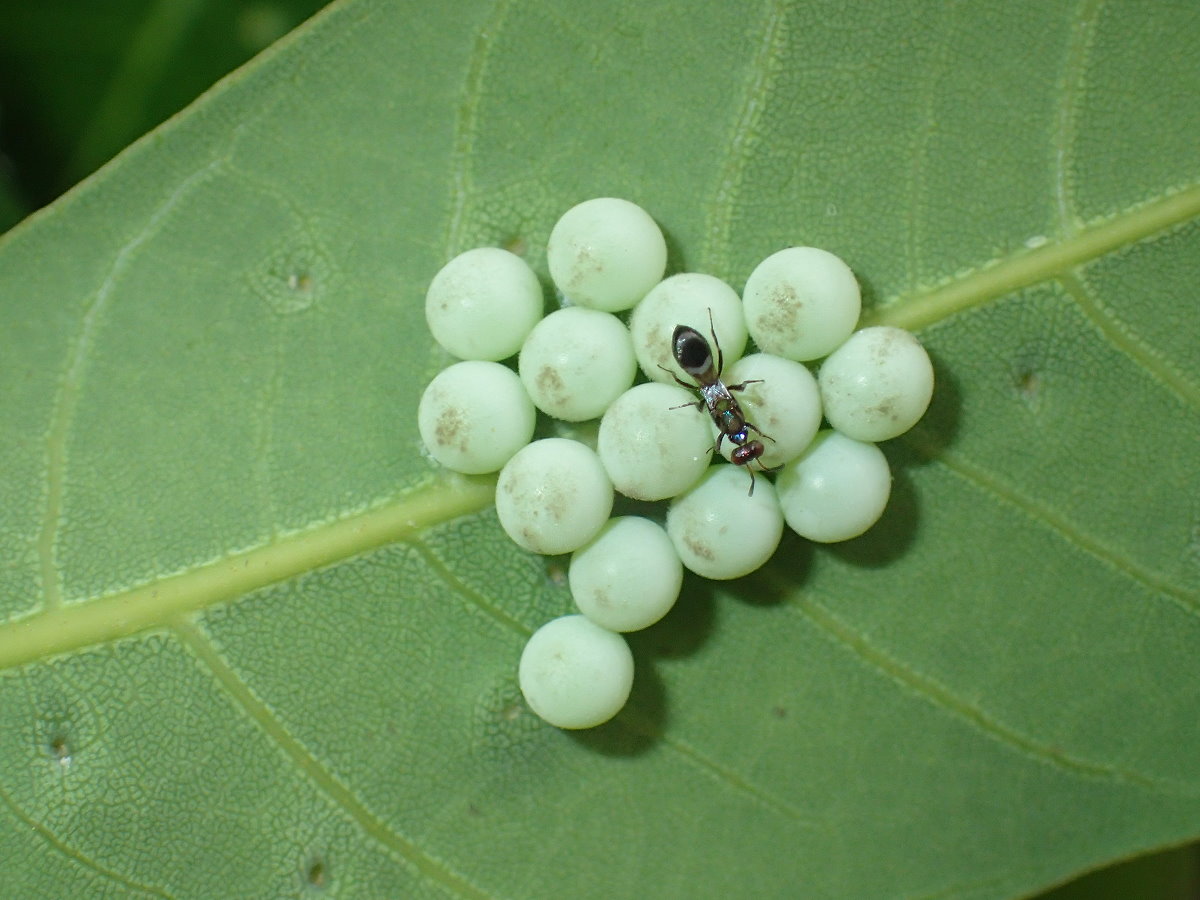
[2,1,1198,897]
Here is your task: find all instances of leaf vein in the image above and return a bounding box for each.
[1052,0,1103,234]
[0,779,174,898]
[408,538,532,636]
[1058,270,1200,409]
[903,10,956,290]
[443,0,516,257]
[793,594,1179,791]
[171,620,491,899]
[905,430,1200,616]
[37,156,229,614]
[411,542,816,824]
[654,726,816,826]
[701,0,790,274]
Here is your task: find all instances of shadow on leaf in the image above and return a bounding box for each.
[828,462,920,568]
[569,646,667,757]
[659,220,689,276]
[897,345,962,463]
[569,571,717,756]
[729,530,814,606]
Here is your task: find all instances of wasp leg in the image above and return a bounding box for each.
[726,378,764,393]
[742,420,776,444]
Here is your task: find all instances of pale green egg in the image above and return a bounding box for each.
[547,198,666,312]
[495,438,613,555]
[597,382,712,501]
[417,361,535,474]
[776,430,892,543]
[818,326,934,442]
[742,246,860,361]
[519,615,634,729]
[518,307,636,422]
[666,465,784,580]
[425,247,543,361]
[569,517,683,632]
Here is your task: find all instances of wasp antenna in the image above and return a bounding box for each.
[706,307,724,375]
[657,363,694,390]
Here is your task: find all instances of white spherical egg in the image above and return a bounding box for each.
[711,353,822,470]
[569,517,683,632]
[417,361,535,474]
[742,247,860,361]
[629,273,747,384]
[597,382,713,501]
[518,307,636,422]
[818,326,934,442]
[495,438,613,555]
[519,615,634,729]
[666,465,784,580]
[425,247,543,361]
[776,430,892,542]
[547,198,667,312]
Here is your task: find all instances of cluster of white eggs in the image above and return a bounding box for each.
[419,198,933,729]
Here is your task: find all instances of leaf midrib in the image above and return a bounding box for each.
[867,182,1200,339]
[0,475,495,670]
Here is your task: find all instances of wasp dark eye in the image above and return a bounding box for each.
[672,327,713,375]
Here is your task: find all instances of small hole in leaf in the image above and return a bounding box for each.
[1015,369,1040,401]
[252,236,332,315]
[49,735,72,767]
[306,859,328,889]
[287,272,314,293]
[544,559,568,587]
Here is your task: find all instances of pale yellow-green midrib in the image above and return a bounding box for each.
[0,476,495,670]
[867,184,1200,332]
